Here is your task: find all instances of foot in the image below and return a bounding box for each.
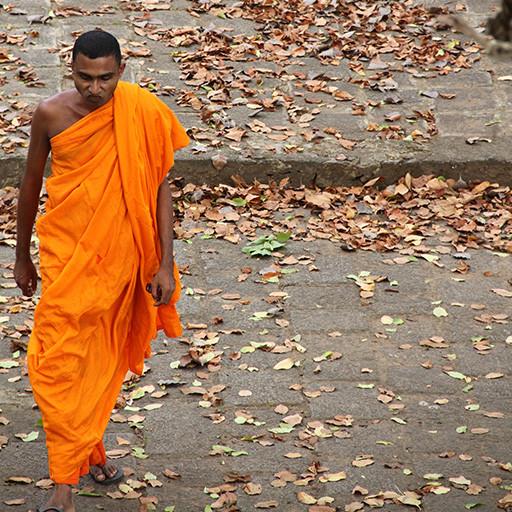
[43,483,75,512]
[90,461,119,482]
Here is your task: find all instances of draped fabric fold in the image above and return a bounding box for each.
[27,81,189,484]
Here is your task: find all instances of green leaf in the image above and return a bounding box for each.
[132,447,149,459]
[210,444,234,454]
[240,435,259,442]
[268,423,294,434]
[229,197,247,207]
[456,425,468,434]
[130,388,146,400]
[230,450,249,457]
[77,490,102,497]
[275,232,291,243]
[250,311,270,321]
[433,307,448,317]
[250,341,272,349]
[445,371,467,381]
[464,504,483,509]
[280,268,298,274]
[22,431,39,442]
[357,383,375,389]
[0,360,19,369]
[164,507,176,512]
[242,233,290,257]
[421,254,439,263]
[424,473,444,480]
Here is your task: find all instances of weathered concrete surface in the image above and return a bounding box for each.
[1,0,512,187]
[1,234,511,511]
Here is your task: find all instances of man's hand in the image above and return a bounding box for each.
[14,257,38,296]
[147,267,175,306]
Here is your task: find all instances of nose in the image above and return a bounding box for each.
[90,80,101,95]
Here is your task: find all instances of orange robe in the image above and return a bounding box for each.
[27,81,189,485]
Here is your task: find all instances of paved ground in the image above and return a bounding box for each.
[1,224,511,511]
[1,0,512,186]
[1,1,512,510]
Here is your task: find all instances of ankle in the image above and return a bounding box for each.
[52,484,72,498]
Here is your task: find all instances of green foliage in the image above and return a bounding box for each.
[242,232,291,257]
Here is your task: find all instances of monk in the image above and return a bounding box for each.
[14,30,189,512]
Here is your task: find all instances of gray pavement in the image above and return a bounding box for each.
[1,228,512,511]
[1,0,512,187]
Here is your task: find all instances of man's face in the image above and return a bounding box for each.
[71,53,125,107]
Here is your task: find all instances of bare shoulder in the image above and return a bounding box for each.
[35,90,75,121]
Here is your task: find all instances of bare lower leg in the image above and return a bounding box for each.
[44,484,75,512]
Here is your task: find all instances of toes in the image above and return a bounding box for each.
[91,466,105,480]
[107,465,118,478]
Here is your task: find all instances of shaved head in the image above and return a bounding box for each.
[72,30,122,66]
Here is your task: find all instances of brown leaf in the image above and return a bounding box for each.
[163,469,181,480]
[35,479,54,489]
[244,482,262,495]
[3,498,26,505]
[255,500,279,508]
[105,449,130,459]
[5,476,32,484]
[345,502,364,512]
[485,372,504,379]
[492,288,512,298]
[352,456,374,468]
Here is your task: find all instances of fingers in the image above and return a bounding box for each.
[147,278,161,303]
[146,279,175,306]
[14,260,38,297]
[28,272,38,296]
[17,276,37,297]
[158,286,174,306]
[153,285,174,306]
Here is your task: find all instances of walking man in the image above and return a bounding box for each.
[14,30,189,512]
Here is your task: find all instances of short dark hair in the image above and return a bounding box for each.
[72,30,122,65]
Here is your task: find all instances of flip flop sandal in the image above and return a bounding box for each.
[90,466,124,485]
[37,507,64,512]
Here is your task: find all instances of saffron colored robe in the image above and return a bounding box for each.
[27,81,189,484]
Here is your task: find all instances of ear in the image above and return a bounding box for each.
[119,61,126,76]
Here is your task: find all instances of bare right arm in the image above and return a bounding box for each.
[14,104,51,296]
